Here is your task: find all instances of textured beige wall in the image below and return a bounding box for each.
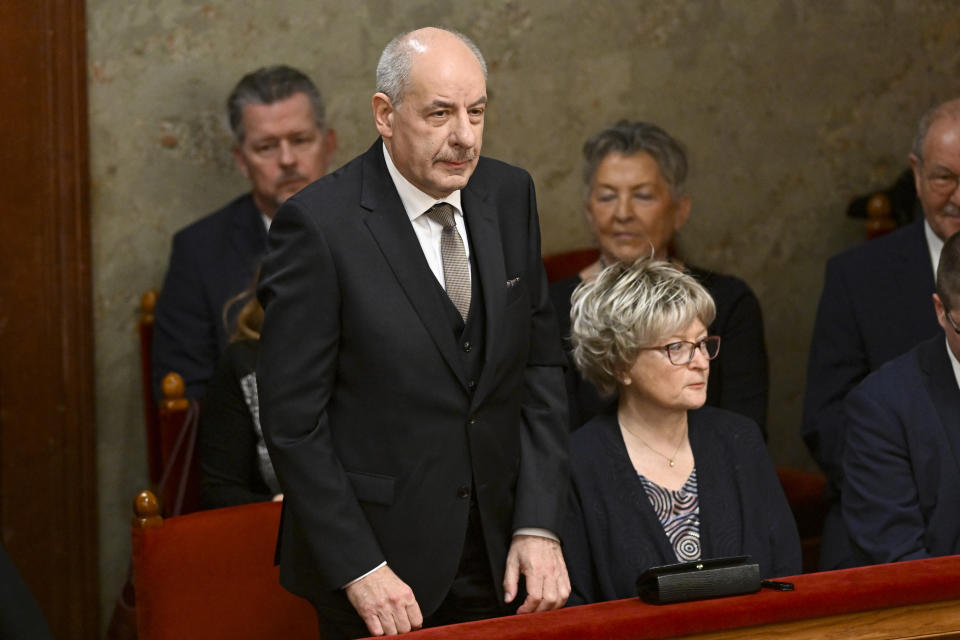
[87,0,960,627]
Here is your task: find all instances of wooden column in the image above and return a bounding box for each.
[0,1,99,638]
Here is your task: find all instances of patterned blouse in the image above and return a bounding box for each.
[239,372,281,496]
[639,468,701,562]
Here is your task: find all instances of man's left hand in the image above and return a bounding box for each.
[502,534,570,613]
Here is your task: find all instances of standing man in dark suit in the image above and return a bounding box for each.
[256,28,570,638]
[153,65,337,399]
[843,230,960,564]
[803,97,960,568]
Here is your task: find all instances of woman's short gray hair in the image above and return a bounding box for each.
[570,259,716,396]
[376,28,487,106]
[582,120,688,198]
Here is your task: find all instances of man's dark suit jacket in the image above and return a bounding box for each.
[843,334,960,564]
[562,408,800,606]
[153,193,267,399]
[803,218,939,568]
[256,141,569,617]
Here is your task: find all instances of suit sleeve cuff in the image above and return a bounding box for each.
[513,527,559,542]
[342,561,387,589]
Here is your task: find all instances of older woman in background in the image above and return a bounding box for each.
[549,121,768,433]
[562,259,798,605]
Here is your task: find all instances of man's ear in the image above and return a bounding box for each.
[910,152,923,195]
[934,292,948,331]
[320,128,338,173]
[233,145,250,179]
[372,93,395,139]
[324,128,338,156]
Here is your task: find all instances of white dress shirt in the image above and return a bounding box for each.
[946,338,960,392]
[925,220,944,281]
[382,142,472,286]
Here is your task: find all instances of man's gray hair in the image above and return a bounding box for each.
[582,120,689,198]
[376,28,487,105]
[570,258,716,396]
[227,65,326,143]
[911,98,960,162]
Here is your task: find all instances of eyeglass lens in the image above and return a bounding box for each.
[667,337,721,365]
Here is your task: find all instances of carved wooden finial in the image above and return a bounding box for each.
[140,289,158,325]
[161,372,189,412]
[132,490,163,529]
[865,193,896,239]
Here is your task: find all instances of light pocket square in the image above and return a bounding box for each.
[505,277,521,288]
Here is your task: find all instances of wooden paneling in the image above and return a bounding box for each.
[0,1,99,638]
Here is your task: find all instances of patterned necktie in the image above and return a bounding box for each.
[425,203,471,321]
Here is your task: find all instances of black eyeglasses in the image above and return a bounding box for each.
[640,336,721,366]
[945,305,960,335]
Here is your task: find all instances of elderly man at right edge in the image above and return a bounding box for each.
[256,28,569,639]
[804,98,960,568]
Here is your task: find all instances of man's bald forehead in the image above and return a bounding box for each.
[914,97,960,160]
[376,27,487,104]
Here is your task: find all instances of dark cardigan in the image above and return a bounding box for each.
[562,407,800,605]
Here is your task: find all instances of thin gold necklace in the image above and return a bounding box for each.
[622,422,687,468]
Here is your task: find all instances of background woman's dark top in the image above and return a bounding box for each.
[562,407,800,606]
[550,266,769,435]
[198,339,280,508]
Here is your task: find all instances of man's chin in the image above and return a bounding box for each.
[933,213,960,240]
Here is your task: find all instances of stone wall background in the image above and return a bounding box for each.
[87,0,960,627]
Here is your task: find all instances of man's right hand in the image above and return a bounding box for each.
[345,565,423,636]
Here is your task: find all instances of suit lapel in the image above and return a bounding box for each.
[359,143,468,388]
[461,180,506,405]
[230,195,268,271]
[919,336,960,472]
[891,220,939,336]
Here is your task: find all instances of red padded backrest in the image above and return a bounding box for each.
[131,500,316,640]
[542,248,600,283]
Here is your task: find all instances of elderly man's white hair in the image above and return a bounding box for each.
[376,28,487,106]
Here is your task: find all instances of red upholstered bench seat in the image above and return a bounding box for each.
[392,555,960,639]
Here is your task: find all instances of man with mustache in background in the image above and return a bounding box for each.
[153,65,337,400]
[804,97,960,569]
[256,27,570,638]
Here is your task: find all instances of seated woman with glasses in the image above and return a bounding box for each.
[562,259,799,605]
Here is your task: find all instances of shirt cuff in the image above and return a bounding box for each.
[342,561,387,589]
[513,527,559,542]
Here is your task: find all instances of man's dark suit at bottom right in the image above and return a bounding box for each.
[842,230,960,565]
